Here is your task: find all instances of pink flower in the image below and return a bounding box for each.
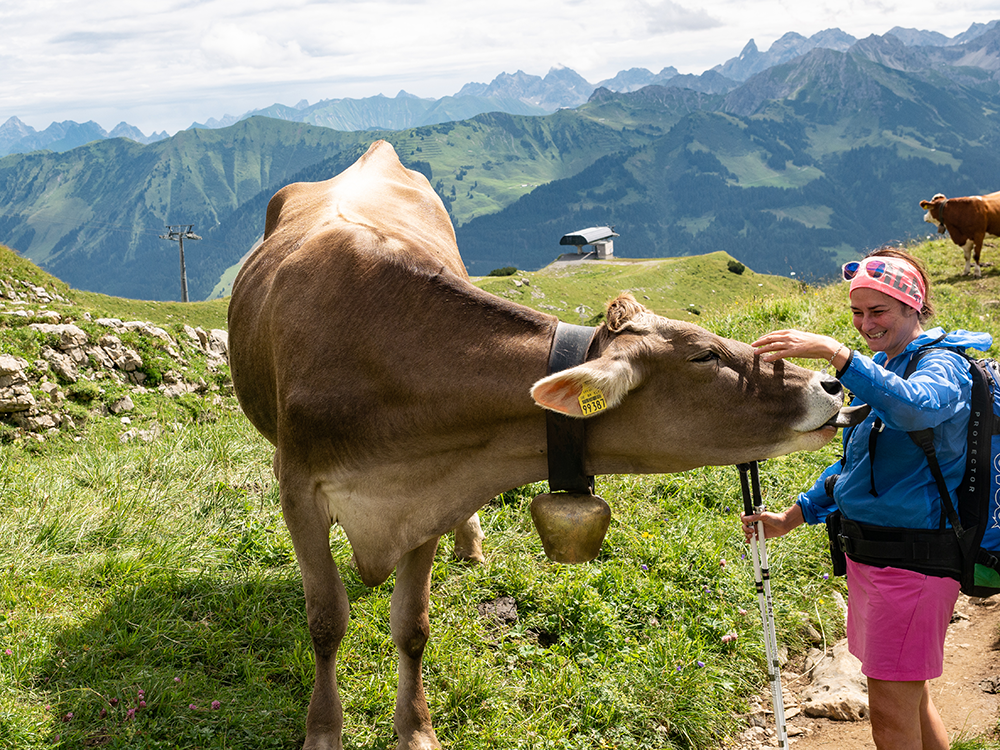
[126,708,136,721]
[189,703,197,710]
[211,700,221,710]
[62,712,73,722]
[139,700,146,708]
[174,677,182,683]
[3,649,11,656]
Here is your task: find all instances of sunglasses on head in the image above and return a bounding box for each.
[842,259,886,281]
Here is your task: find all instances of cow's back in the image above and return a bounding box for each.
[228,141,467,443]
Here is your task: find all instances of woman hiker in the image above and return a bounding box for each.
[743,246,992,750]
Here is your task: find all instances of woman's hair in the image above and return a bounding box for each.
[865,245,935,322]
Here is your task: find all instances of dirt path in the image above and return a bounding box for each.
[731,595,1000,748]
[792,595,1000,748]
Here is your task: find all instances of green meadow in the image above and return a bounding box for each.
[0,238,998,748]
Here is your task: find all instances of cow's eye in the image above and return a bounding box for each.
[691,350,720,364]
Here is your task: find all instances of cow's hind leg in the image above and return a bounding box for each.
[281,469,350,750]
[390,536,442,750]
[451,512,484,562]
[963,239,976,276]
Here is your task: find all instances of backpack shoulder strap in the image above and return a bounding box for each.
[903,337,974,535]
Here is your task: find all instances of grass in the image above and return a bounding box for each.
[0,238,999,748]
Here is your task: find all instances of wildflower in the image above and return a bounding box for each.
[139,700,146,708]
[126,708,136,721]
[4,648,11,656]
[100,708,107,719]
[738,608,748,616]
[696,660,705,668]
[189,704,198,710]
[211,700,221,710]
[719,558,727,568]
[109,698,119,706]
[640,564,648,571]
[174,677,182,683]
[675,665,682,672]
[823,573,830,580]
[62,712,73,722]
[722,632,738,644]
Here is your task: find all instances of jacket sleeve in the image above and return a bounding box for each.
[838,349,970,433]
[796,461,842,525]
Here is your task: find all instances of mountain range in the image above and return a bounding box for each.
[2,21,1000,301]
[4,20,998,158]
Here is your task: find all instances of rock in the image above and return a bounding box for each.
[29,323,88,349]
[800,639,868,721]
[109,395,134,414]
[208,329,228,358]
[98,335,142,372]
[40,346,78,383]
[0,355,35,413]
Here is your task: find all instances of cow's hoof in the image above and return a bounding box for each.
[303,735,342,750]
[453,543,484,563]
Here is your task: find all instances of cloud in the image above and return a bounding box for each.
[639,0,722,34]
[199,24,308,68]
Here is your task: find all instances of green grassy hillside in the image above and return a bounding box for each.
[0,240,998,749]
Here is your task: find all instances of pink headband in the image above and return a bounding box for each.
[844,257,926,311]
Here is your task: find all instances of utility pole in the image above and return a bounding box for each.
[159,225,201,302]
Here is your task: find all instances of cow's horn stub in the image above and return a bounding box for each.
[825,404,871,429]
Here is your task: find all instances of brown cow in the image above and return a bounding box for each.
[920,191,1000,277]
[228,140,844,750]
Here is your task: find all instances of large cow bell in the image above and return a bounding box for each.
[530,492,611,563]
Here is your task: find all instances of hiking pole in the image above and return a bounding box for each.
[737,461,788,748]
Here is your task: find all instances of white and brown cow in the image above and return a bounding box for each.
[228,140,844,750]
[920,191,1000,277]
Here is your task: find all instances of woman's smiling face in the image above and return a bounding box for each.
[850,286,923,361]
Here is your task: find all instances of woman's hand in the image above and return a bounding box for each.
[741,504,805,543]
[752,329,846,368]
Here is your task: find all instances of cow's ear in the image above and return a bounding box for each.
[531,359,640,417]
[920,200,931,209]
[606,293,647,332]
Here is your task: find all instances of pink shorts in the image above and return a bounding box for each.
[846,558,960,681]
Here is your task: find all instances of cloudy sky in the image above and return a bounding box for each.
[2,0,998,136]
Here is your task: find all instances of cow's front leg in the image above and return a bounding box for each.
[280,468,350,750]
[451,512,484,563]
[390,537,441,750]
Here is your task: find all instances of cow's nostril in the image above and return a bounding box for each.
[821,377,843,396]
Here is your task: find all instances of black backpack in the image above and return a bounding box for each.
[902,343,1000,597]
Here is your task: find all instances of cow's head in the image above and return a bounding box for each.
[920,194,947,231]
[531,294,843,470]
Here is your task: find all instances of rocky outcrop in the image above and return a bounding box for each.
[0,296,230,437]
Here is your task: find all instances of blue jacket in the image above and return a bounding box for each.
[798,327,993,530]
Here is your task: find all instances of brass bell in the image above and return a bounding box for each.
[530,492,611,563]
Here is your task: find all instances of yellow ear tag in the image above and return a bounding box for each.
[578,384,607,415]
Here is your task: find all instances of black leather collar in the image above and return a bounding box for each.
[545,322,598,494]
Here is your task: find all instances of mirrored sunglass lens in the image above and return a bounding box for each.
[865,260,886,278]
[842,262,860,279]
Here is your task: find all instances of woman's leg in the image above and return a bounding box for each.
[868,678,949,750]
